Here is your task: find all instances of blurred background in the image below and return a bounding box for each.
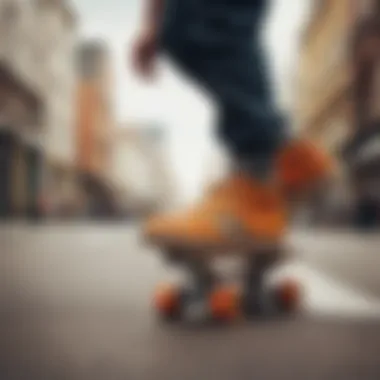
[0,0,380,227]
[3,0,380,379]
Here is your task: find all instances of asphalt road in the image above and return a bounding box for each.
[1,223,380,379]
[290,229,380,298]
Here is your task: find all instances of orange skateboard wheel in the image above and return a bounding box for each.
[276,278,301,312]
[209,286,240,321]
[153,284,180,318]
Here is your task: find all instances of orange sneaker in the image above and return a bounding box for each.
[143,174,288,254]
[143,139,334,255]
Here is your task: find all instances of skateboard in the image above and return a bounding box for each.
[153,247,301,323]
[148,140,332,323]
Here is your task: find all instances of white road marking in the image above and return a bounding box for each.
[274,261,380,319]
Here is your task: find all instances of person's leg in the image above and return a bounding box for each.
[212,45,287,168]
[161,0,286,177]
[148,1,334,322]
[145,0,333,251]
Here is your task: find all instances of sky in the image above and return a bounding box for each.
[75,0,313,203]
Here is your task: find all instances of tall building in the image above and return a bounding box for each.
[36,0,78,217]
[76,40,116,217]
[0,0,41,218]
[297,0,380,226]
[0,0,77,218]
[294,0,360,225]
[343,1,380,226]
[76,41,113,177]
[296,0,354,155]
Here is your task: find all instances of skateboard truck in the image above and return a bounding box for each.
[153,248,301,323]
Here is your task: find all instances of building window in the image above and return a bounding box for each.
[369,64,380,120]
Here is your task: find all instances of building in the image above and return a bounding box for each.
[297,0,380,226]
[0,0,42,218]
[296,0,354,154]
[0,0,77,219]
[295,0,361,225]
[111,124,176,216]
[76,40,116,217]
[35,0,78,218]
[76,41,113,176]
[343,1,380,227]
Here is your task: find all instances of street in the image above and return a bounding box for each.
[1,224,380,379]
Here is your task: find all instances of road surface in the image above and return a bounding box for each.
[1,223,380,379]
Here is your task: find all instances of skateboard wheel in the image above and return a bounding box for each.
[153,284,181,320]
[209,286,240,321]
[275,278,301,312]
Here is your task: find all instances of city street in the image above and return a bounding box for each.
[1,224,380,379]
[3,0,380,378]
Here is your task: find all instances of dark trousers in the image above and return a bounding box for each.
[160,0,286,161]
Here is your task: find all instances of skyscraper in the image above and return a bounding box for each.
[76,40,114,177]
[76,40,116,217]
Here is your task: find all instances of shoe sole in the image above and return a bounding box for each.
[142,231,292,263]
